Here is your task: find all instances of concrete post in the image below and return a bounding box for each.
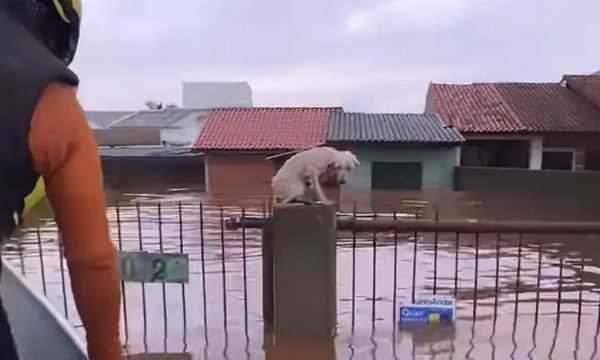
[271,204,337,338]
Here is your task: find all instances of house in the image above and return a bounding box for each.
[109,108,209,147]
[193,107,336,195]
[425,77,600,171]
[327,112,464,191]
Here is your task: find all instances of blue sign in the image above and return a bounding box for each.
[399,296,455,325]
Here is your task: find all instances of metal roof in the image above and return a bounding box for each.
[109,108,207,129]
[85,111,132,129]
[327,112,464,144]
[99,146,201,158]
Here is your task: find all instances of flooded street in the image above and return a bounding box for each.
[4,183,600,359]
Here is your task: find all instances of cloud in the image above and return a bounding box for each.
[68,0,600,112]
[346,0,472,33]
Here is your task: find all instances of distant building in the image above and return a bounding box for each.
[193,107,465,206]
[107,108,209,147]
[327,112,464,194]
[426,75,600,172]
[194,107,335,195]
[85,111,132,129]
[182,81,253,108]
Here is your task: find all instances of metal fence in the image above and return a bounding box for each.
[5,201,600,357]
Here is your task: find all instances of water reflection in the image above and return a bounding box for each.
[6,183,600,359]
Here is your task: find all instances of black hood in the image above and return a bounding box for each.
[0,0,80,65]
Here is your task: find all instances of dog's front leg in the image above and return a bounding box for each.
[307,168,334,206]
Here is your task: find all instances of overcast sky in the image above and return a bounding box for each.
[72,0,600,113]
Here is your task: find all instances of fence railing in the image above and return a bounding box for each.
[4,201,600,357]
[228,213,600,334]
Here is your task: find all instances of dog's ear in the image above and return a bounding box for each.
[343,151,360,167]
[327,160,340,170]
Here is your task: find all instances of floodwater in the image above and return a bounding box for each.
[5,181,600,360]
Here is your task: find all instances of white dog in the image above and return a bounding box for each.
[271,146,360,205]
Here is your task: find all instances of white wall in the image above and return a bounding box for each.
[182,82,253,108]
[529,137,543,170]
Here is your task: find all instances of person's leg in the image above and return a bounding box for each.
[0,265,19,359]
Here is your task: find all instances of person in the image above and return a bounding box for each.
[0,1,121,359]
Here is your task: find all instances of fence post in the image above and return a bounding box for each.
[262,220,274,329]
[271,203,337,338]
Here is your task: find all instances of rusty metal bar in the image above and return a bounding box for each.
[535,244,543,321]
[241,207,249,334]
[115,204,129,342]
[178,202,188,349]
[454,232,460,298]
[220,207,228,330]
[433,210,439,295]
[392,211,398,331]
[57,236,68,319]
[35,226,47,297]
[136,202,148,353]
[371,228,377,326]
[351,204,357,332]
[473,233,480,319]
[494,234,501,319]
[157,203,168,341]
[226,216,600,234]
[411,231,418,304]
[199,203,208,332]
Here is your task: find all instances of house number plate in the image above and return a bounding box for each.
[119,251,189,283]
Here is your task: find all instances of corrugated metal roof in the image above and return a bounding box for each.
[327,112,464,144]
[194,107,337,151]
[428,82,600,133]
[99,146,200,158]
[85,111,132,129]
[110,108,207,129]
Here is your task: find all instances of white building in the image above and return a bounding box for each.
[182,81,253,108]
[108,108,209,147]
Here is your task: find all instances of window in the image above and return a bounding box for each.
[542,149,575,171]
[371,162,423,190]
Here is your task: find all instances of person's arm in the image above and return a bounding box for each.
[28,83,121,360]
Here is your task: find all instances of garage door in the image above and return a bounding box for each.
[371,162,423,190]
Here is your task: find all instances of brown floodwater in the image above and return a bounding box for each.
[5,181,600,359]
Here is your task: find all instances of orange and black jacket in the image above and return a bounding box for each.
[1,9,121,360]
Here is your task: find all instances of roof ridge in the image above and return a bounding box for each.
[343,112,436,116]
[210,106,343,111]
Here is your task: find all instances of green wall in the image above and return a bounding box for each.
[345,144,460,191]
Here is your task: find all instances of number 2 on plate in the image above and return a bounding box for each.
[151,258,167,282]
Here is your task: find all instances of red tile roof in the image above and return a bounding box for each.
[194,107,338,151]
[563,75,600,109]
[427,81,600,133]
[427,83,525,133]
[495,83,600,132]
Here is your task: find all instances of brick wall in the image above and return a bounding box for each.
[205,153,276,196]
